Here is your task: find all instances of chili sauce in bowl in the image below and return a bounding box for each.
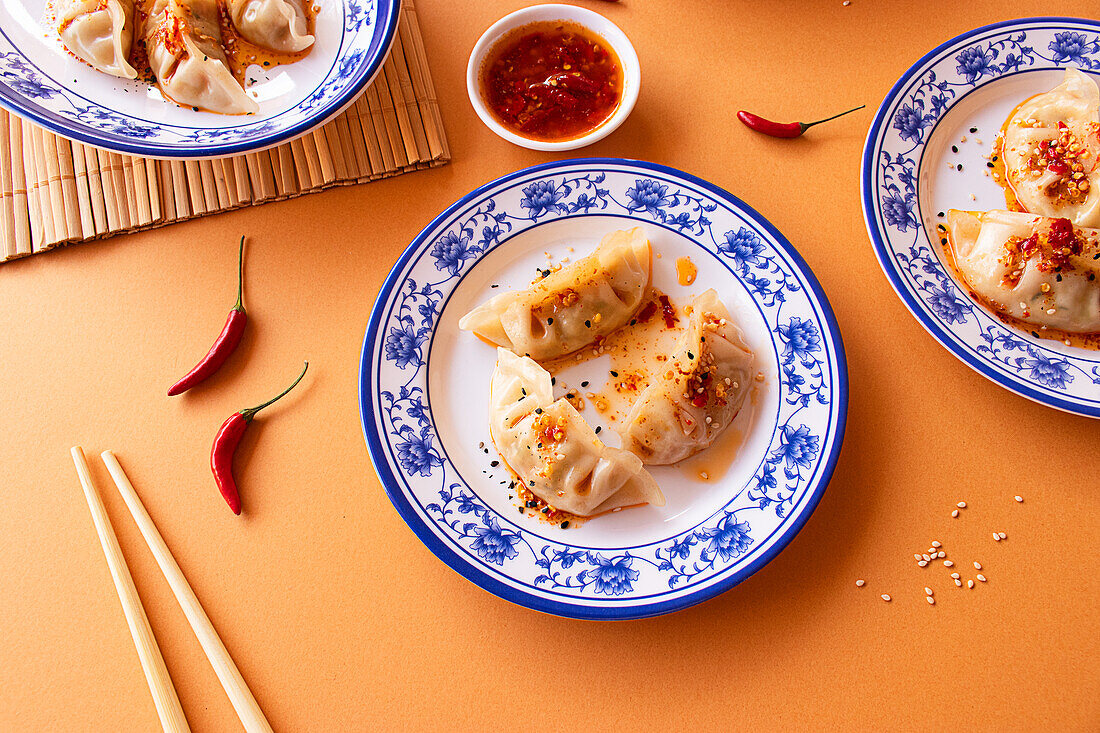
[467,5,640,151]
[480,21,623,142]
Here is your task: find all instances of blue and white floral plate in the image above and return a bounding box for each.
[360,159,848,619]
[863,17,1100,418]
[0,0,397,158]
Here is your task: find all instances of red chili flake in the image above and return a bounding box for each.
[659,295,677,328]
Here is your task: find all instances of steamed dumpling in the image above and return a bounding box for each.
[144,0,259,115]
[619,290,755,465]
[1000,67,1100,226]
[229,0,315,53]
[490,348,664,516]
[460,228,651,361]
[945,209,1100,333]
[57,0,138,79]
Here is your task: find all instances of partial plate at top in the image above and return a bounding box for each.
[361,159,847,619]
[862,17,1100,417]
[0,0,398,158]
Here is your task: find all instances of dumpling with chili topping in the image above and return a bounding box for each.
[945,209,1100,333]
[489,348,664,517]
[999,67,1100,226]
[618,290,755,465]
[460,228,651,361]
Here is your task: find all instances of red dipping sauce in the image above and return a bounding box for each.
[480,21,623,142]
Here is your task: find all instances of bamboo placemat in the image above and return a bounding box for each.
[0,0,448,264]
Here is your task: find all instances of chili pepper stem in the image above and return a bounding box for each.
[799,104,866,133]
[240,362,309,421]
[233,235,245,312]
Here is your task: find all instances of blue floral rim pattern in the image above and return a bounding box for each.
[0,0,398,157]
[359,159,849,619]
[862,17,1100,418]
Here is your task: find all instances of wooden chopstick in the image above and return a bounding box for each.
[70,447,191,733]
[100,451,274,733]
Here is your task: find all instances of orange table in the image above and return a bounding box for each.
[2,1,1097,730]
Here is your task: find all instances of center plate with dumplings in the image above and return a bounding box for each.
[361,159,847,619]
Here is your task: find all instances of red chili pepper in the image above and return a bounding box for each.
[168,236,247,396]
[211,362,309,515]
[737,104,866,138]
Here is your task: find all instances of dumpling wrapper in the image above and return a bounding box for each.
[460,228,651,361]
[489,348,664,517]
[945,209,1100,333]
[229,0,314,53]
[619,289,755,465]
[57,0,138,80]
[145,0,259,115]
[1001,67,1100,226]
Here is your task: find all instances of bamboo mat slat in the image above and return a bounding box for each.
[0,0,448,264]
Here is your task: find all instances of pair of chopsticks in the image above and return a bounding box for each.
[71,448,273,733]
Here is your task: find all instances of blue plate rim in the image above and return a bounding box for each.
[860,15,1100,419]
[359,158,849,620]
[0,0,400,159]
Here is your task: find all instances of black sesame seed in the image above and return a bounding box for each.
[595,426,602,434]
[585,320,591,328]
[969,127,978,133]
[986,162,994,168]
[957,164,963,171]
[941,238,948,245]
[547,317,554,324]
[519,506,525,513]
[490,460,499,467]
[951,145,959,153]
[551,377,556,385]
[541,507,549,514]
[937,212,944,218]
[560,521,570,529]
[687,351,695,359]
[526,500,538,508]
[610,370,618,377]
[1056,273,1063,281]
[1031,331,1040,338]
[491,284,499,288]
[581,381,589,387]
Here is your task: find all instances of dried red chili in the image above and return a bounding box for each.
[168,236,247,396]
[737,104,865,138]
[211,362,308,515]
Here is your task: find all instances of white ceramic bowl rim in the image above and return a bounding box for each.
[466,4,641,152]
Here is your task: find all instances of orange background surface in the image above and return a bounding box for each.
[2,1,1098,730]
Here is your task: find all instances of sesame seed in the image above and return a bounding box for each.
[954,579,962,587]
[957,502,966,508]
[881,594,891,602]
[856,579,865,587]
[924,587,933,596]
[699,472,709,480]
[926,596,935,605]
[1014,495,1023,502]
[951,572,960,579]
[998,532,1007,540]
[977,574,987,582]
[974,562,982,570]
[944,560,954,567]
[937,551,946,558]
[967,580,975,589]
[931,541,941,548]
[918,560,928,567]
[992,533,1001,541]
[922,554,931,562]
[952,510,959,518]
[914,554,923,561]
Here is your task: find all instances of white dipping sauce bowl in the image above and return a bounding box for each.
[466,4,641,151]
